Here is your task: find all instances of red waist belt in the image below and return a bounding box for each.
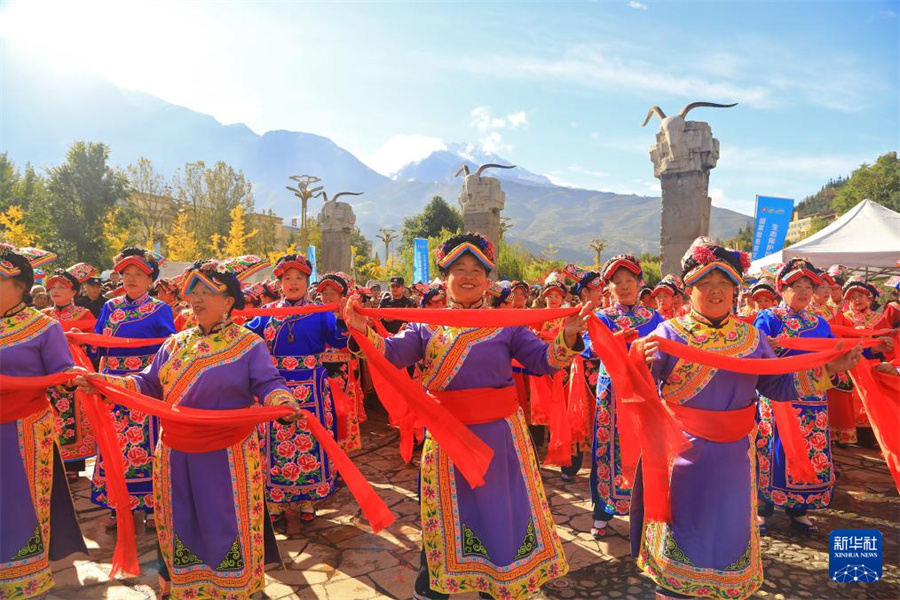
[666,402,756,443]
[0,390,52,424]
[432,386,519,425]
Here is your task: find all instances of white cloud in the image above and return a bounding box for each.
[455,46,771,109]
[361,134,447,176]
[628,1,648,10]
[450,39,884,113]
[468,106,528,154]
[507,111,528,127]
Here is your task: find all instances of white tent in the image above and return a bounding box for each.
[750,199,900,276]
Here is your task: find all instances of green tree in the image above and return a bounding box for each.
[400,196,463,248]
[172,160,255,250]
[639,252,662,286]
[722,225,753,253]
[0,154,56,245]
[46,141,130,266]
[832,152,900,214]
[127,157,174,244]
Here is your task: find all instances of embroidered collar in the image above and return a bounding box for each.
[282,297,308,307]
[2,301,27,318]
[612,301,637,314]
[198,318,233,336]
[448,297,486,310]
[689,311,731,330]
[122,292,151,308]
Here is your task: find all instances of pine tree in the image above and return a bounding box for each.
[165,212,200,261]
[223,204,258,256]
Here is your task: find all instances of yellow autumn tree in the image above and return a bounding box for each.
[103,209,131,261]
[223,204,258,257]
[266,242,298,266]
[165,212,200,261]
[0,205,36,246]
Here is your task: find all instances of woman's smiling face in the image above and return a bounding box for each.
[445,254,489,305]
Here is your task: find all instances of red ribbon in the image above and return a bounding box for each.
[829,324,894,338]
[542,370,572,467]
[566,356,589,444]
[849,360,900,492]
[356,306,580,327]
[650,335,851,375]
[586,316,687,522]
[777,336,899,493]
[348,328,494,488]
[66,332,170,348]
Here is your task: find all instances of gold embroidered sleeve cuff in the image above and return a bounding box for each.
[92,373,141,392]
[263,388,295,407]
[547,328,583,369]
[795,365,832,397]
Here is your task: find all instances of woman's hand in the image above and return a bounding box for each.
[641,336,661,366]
[872,334,896,356]
[343,293,368,333]
[564,301,594,348]
[874,362,899,377]
[825,342,862,375]
[280,400,304,423]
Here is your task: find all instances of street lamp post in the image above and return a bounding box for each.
[285,174,324,250]
[377,227,398,263]
[590,238,607,271]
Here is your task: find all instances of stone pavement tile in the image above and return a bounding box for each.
[321,574,379,599]
[285,542,341,573]
[267,567,330,588]
[369,563,417,599]
[264,578,328,600]
[335,547,400,577]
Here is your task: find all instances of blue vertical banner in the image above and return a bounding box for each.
[413,238,430,284]
[307,245,318,283]
[751,195,794,260]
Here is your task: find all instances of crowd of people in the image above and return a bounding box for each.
[1,232,898,600]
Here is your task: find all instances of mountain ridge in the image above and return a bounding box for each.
[0,53,752,263]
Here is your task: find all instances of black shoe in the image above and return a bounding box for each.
[789,517,819,535]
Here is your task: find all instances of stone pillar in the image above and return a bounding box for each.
[318,201,355,274]
[457,172,506,249]
[650,118,720,276]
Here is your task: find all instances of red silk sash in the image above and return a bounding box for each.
[349,329,494,488]
[586,316,688,522]
[848,359,900,492]
[541,370,572,467]
[86,377,394,531]
[57,316,97,333]
[356,306,580,327]
[667,404,756,443]
[0,373,70,423]
[234,303,339,318]
[372,319,391,338]
[432,386,519,425]
[651,335,851,375]
[66,332,170,348]
[567,356,589,444]
[830,324,894,338]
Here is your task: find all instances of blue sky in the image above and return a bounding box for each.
[2,0,898,214]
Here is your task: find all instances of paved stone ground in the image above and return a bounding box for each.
[49,404,899,599]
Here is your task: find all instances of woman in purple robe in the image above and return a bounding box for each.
[1,244,87,599]
[634,238,859,600]
[77,257,300,600]
[345,233,592,600]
